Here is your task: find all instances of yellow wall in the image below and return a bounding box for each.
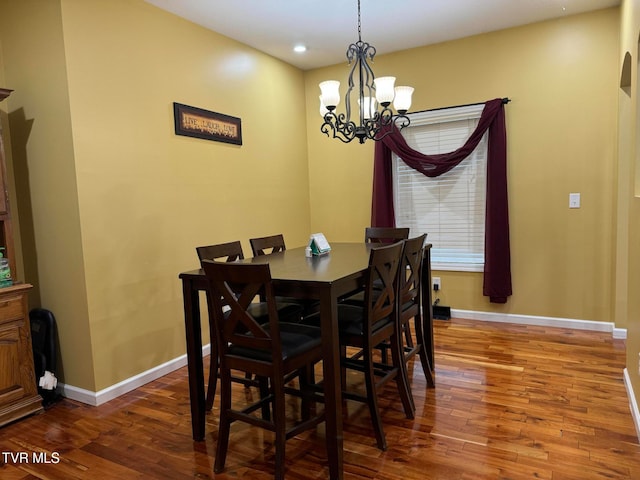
[0,0,311,391]
[0,0,95,389]
[619,0,640,419]
[306,8,620,323]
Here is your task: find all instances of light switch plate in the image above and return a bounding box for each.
[569,193,581,209]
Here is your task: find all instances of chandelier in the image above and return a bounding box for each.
[319,0,414,144]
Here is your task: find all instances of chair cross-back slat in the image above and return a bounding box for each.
[205,261,280,356]
[368,258,398,323]
[217,282,271,350]
[367,244,401,321]
[399,234,426,305]
[250,234,286,256]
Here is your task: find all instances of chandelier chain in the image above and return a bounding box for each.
[357,0,361,42]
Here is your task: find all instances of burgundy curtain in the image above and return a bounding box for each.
[371,98,512,303]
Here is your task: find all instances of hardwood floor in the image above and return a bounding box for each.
[1,317,639,479]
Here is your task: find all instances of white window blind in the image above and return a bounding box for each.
[393,104,487,271]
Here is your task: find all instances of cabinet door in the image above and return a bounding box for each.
[0,286,42,426]
[0,323,36,406]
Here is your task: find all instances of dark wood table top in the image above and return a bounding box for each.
[181,242,374,284]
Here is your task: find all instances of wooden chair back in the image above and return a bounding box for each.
[250,234,286,256]
[363,242,403,335]
[196,240,244,262]
[364,227,410,244]
[399,234,427,309]
[202,260,283,364]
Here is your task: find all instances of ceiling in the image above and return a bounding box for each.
[144,0,620,70]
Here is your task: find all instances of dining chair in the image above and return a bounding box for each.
[196,241,304,410]
[399,235,429,370]
[202,260,325,480]
[303,241,414,451]
[250,234,287,256]
[249,234,320,316]
[381,234,433,393]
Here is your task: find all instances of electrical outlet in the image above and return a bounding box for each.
[433,277,441,291]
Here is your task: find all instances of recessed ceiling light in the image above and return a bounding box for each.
[293,45,307,53]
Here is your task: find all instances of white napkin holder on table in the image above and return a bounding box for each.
[308,233,331,256]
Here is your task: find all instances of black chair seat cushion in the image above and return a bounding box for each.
[302,305,391,337]
[335,304,392,336]
[340,279,384,306]
[228,323,321,362]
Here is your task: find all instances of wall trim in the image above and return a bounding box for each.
[60,343,211,406]
[59,309,629,407]
[452,309,627,338]
[623,368,640,442]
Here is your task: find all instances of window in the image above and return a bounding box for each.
[392,104,488,271]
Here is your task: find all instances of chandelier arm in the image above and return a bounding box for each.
[362,118,379,140]
[378,107,395,126]
[321,112,357,143]
[393,115,411,130]
[370,113,411,142]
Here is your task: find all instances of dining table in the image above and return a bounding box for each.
[178,242,433,480]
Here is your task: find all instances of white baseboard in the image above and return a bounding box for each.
[59,309,629,407]
[60,343,211,406]
[623,368,640,441]
[451,309,627,339]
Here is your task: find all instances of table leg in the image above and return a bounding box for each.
[182,278,206,441]
[319,287,343,480]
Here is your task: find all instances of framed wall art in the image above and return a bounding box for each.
[173,102,242,145]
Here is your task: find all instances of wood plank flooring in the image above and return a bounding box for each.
[1,317,639,479]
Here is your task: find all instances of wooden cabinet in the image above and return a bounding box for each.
[0,90,41,426]
[0,283,42,426]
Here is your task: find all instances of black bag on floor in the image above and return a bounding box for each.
[30,308,59,407]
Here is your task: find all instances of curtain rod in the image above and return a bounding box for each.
[411,97,511,115]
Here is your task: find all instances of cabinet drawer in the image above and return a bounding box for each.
[0,296,24,323]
